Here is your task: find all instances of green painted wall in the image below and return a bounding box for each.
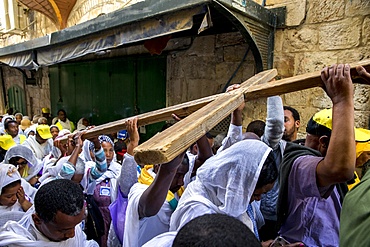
[49,56,166,142]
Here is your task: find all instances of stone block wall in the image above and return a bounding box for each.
[263,0,370,138]
[0,66,50,117]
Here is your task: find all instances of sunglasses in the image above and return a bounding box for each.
[16,161,28,166]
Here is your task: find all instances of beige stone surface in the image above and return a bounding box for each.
[265,0,306,26]
[306,0,345,24]
[354,84,370,111]
[294,51,338,75]
[273,54,295,78]
[319,17,362,50]
[282,26,318,52]
[345,0,370,17]
[362,16,370,46]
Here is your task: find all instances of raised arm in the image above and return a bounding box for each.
[138,152,185,218]
[317,64,356,187]
[262,96,284,150]
[119,117,140,197]
[217,84,244,153]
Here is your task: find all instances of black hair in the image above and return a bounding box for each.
[114,141,127,153]
[205,132,214,139]
[4,120,17,130]
[1,180,21,194]
[306,117,332,138]
[256,150,278,189]
[246,120,266,137]
[182,153,190,167]
[57,109,66,116]
[9,157,23,165]
[34,179,84,223]
[284,106,300,121]
[173,214,261,247]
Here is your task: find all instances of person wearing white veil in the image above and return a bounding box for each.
[142,139,277,247]
[4,145,43,185]
[0,179,98,247]
[0,164,34,214]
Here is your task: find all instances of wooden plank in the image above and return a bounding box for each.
[244,60,370,100]
[134,59,370,164]
[66,94,221,141]
[134,69,278,164]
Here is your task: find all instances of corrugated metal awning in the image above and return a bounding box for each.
[0,0,285,70]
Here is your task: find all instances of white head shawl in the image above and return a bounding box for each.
[77,118,88,131]
[4,145,38,167]
[24,125,36,137]
[0,164,21,195]
[194,139,271,218]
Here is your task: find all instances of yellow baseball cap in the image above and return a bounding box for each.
[0,135,16,150]
[355,128,370,158]
[42,107,50,114]
[306,108,332,137]
[36,125,53,139]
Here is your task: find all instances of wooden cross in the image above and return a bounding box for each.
[61,60,370,164]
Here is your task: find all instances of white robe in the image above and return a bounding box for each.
[123,183,174,247]
[145,140,271,246]
[22,136,53,160]
[0,206,98,247]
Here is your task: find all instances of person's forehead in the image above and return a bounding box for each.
[284,109,294,118]
[51,210,83,228]
[176,163,189,174]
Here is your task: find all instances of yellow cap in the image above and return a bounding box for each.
[36,125,53,139]
[0,135,16,150]
[42,107,50,114]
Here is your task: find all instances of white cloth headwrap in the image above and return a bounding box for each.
[0,165,21,195]
[77,118,87,131]
[170,139,271,232]
[4,145,38,167]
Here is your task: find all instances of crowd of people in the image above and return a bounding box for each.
[0,64,369,247]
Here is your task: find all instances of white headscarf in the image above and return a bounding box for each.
[0,165,21,195]
[76,118,88,131]
[170,139,271,231]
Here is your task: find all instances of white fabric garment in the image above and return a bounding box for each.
[77,118,87,131]
[123,183,174,247]
[170,139,271,232]
[57,119,73,132]
[0,206,98,247]
[24,125,36,138]
[0,178,37,211]
[4,145,43,182]
[183,151,196,188]
[0,165,21,195]
[22,136,53,160]
[94,161,121,202]
[141,231,177,247]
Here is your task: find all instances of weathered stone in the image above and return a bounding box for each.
[306,0,345,24]
[363,16,370,46]
[319,17,361,50]
[216,32,245,48]
[294,51,338,75]
[282,26,318,52]
[273,54,295,78]
[355,111,370,129]
[345,0,370,17]
[274,29,284,54]
[354,84,370,111]
[265,0,306,26]
[224,44,251,62]
[186,36,215,57]
[336,46,370,64]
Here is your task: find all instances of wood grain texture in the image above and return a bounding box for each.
[133,69,278,164]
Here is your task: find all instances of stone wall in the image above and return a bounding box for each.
[262,0,370,138]
[0,66,50,117]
